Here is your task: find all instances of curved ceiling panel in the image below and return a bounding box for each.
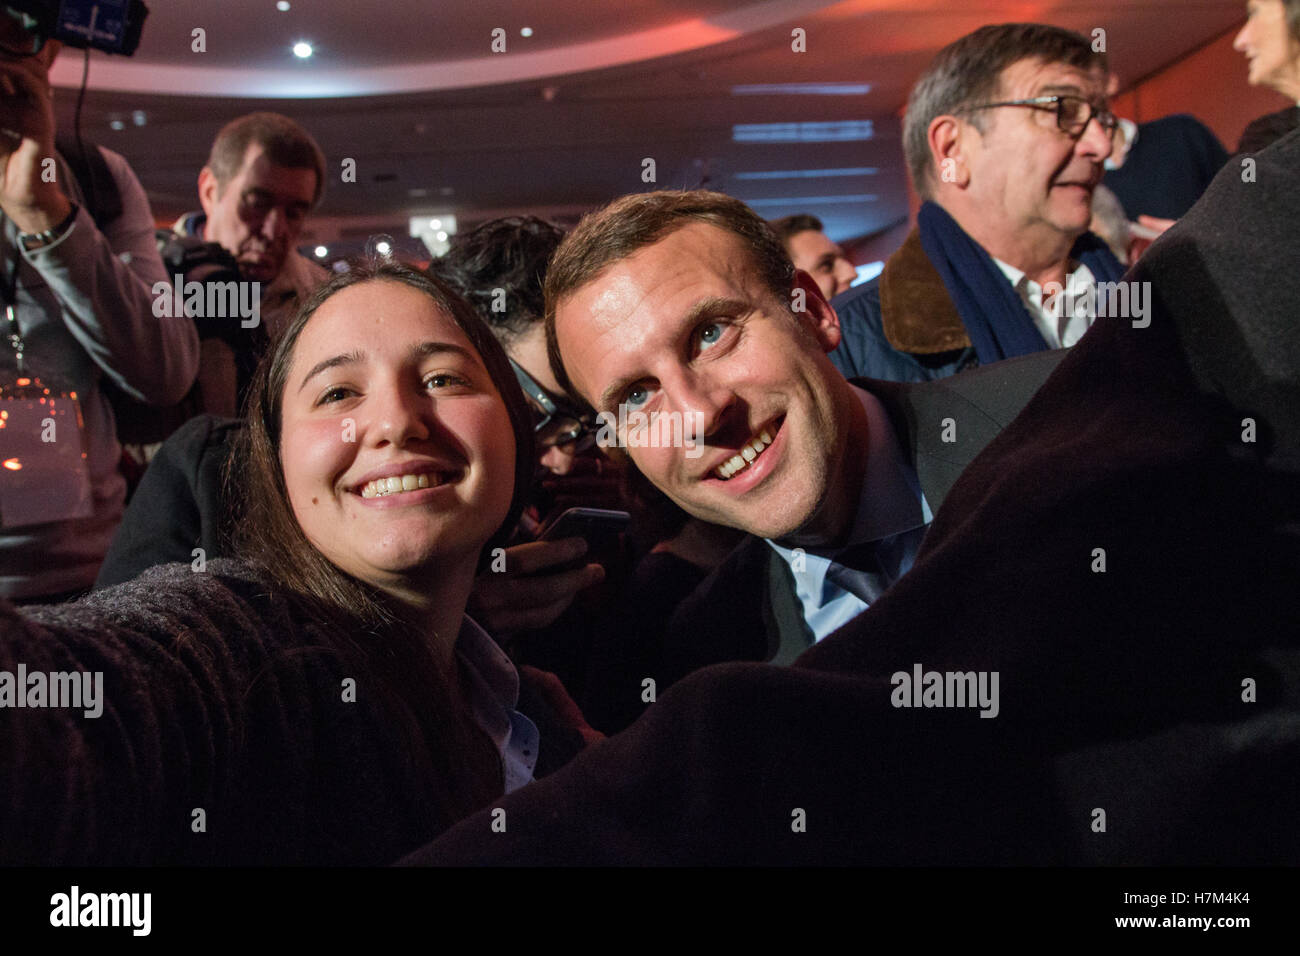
[48,0,837,97]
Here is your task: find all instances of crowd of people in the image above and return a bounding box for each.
[1,10,1297,865]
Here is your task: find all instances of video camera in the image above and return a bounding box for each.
[156,232,242,289]
[2,0,149,57]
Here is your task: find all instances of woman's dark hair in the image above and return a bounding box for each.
[225,257,535,832]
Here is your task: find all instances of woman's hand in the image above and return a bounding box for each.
[1128,215,1176,263]
[469,537,605,636]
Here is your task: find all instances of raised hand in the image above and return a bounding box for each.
[469,537,605,637]
[0,56,70,233]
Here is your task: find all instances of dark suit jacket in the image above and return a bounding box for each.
[96,414,243,589]
[657,351,1066,689]
[405,130,1300,866]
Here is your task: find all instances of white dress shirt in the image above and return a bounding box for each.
[767,385,933,643]
[992,256,1099,349]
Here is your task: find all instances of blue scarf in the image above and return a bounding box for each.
[916,200,1126,365]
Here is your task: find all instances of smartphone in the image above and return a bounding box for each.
[537,507,630,544]
[536,507,629,575]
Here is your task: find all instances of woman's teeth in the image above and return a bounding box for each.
[360,473,440,498]
[715,429,774,480]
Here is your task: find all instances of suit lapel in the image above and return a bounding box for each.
[854,348,1066,514]
[764,548,816,665]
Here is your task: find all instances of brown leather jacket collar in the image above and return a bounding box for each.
[878,228,971,355]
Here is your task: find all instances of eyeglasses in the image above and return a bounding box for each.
[957,95,1118,138]
[510,359,596,452]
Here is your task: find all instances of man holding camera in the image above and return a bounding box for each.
[169,111,328,418]
[0,5,196,602]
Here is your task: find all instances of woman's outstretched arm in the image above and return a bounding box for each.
[0,561,295,864]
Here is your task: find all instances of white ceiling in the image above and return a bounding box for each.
[48,0,1247,245]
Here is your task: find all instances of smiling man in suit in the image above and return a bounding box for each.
[405,127,1299,868]
[538,189,1064,714]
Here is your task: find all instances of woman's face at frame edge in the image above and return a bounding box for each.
[278,280,517,594]
[1235,0,1300,90]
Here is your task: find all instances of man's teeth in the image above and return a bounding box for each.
[359,473,439,498]
[715,429,774,480]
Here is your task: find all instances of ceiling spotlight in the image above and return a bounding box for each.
[430,219,441,230]
[375,240,392,256]
[132,110,146,126]
[314,246,328,258]
[520,27,533,37]
[276,1,290,10]
[435,231,448,242]
[109,119,125,131]
[292,41,313,59]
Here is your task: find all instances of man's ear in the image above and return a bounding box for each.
[197,166,221,217]
[793,269,841,353]
[927,115,971,190]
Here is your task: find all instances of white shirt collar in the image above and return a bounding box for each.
[455,614,538,792]
[991,256,1097,349]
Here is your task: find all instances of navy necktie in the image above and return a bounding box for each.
[823,538,894,606]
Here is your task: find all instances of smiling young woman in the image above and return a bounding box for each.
[0,260,558,865]
[236,259,533,642]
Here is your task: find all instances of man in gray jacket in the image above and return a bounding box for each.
[171,112,328,417]
[0,26,198,601]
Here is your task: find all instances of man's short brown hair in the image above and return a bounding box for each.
[769,213,826,249]
[544,190,794,403]
[902,23,1108,199]
[206,111,326,205]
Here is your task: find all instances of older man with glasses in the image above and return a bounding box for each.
[828,23,1129,384]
